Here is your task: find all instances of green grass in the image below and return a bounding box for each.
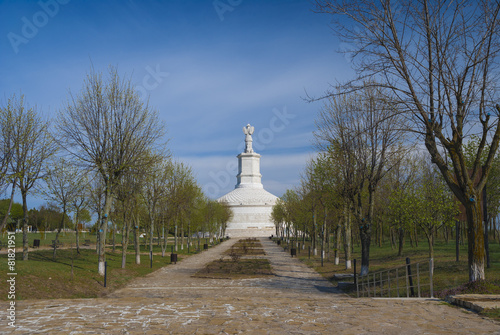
[0,237,225,300]
[276,236,500,298]
[0,231,98,248]
[480,308,500,322]
[0,231,209,253]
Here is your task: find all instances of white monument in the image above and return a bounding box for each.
[217,124,278,237]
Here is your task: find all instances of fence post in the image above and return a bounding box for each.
[373,273,376,297]
[380,272,383,297]
[388,270,391,298]
[406,257,415,297]
[367,271,371,297]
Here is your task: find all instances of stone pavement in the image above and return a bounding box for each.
[1,238,499,334]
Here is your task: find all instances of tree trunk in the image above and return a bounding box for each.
[53,205,67,260]
[415,226,419,247]
[312,209,317,255]
[0,180,16,232]
[321,208,326,266]
[302,223,306,249]
[359,225,370,276]
[21,192,29,261]
[174,222,178,252]
[359,189,375,276]
[75,226,80,254]
[75,209,80,254]
[409,229,414,248]
[428,232,434,276]
[485,218,490,269]
[121,217,130,269]
[187,222,191,253]
[398,227,404,257]
[149,215,154,259]
[161,220,166,257]
[134,218,140,265]
[181,222,184,251]
[112,220,116,252]
[334,221,341,265]
[465,200,485,281]
[390,228,395,250]
[98,187,112,276]
[378,220,382,247]
[343,201,351,269]
[121,204,131,269]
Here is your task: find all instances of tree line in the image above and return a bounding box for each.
[273,0,500,282]
[0,66,232,274]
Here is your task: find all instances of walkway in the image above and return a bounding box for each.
[1,238,499,334]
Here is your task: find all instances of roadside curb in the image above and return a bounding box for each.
[446,294,500,313]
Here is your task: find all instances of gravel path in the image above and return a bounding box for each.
[1,237,499,334]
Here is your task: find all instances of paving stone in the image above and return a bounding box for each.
[1,238,500,334]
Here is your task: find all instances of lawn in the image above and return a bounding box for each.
[275,236,500,297]
[0,236,225,300]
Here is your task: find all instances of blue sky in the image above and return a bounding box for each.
[0,0,352,209]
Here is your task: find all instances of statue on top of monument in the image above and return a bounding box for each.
[243,124,254,153]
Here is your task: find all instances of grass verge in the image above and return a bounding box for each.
[274,237,500,298]
[0,239,224,300]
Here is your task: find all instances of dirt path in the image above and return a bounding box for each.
[1,238,499,334]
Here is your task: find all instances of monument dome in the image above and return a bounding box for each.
[217,124,278,237]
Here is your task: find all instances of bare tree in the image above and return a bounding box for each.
[315,88,406,274]
[313,0,500,281]
[39,158,84,259]
[141,155,170,257]
[114,165,144,268]
[0,95,19,232]
[166,161,198,251]
[9,96,55,260]
[71,175,90,254]
[57,66,166,275]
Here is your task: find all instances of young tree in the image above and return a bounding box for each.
[0,95,17,232]
[70,171,90,254]
[9,96,55,260]
[57,66,166,275]
[114,166,144,268]
[166,162,198,251]
[271,199,286,237]
[386,155,419,256]
[316,89,406,274]
[40,158,84,259]
[141,155,170,257]
[413,160,458,271]
[314,0,500,281]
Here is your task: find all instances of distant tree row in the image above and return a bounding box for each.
[0,200,84,232]
[0,66,232,274]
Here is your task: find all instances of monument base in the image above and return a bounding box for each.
[225,227,275,238]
